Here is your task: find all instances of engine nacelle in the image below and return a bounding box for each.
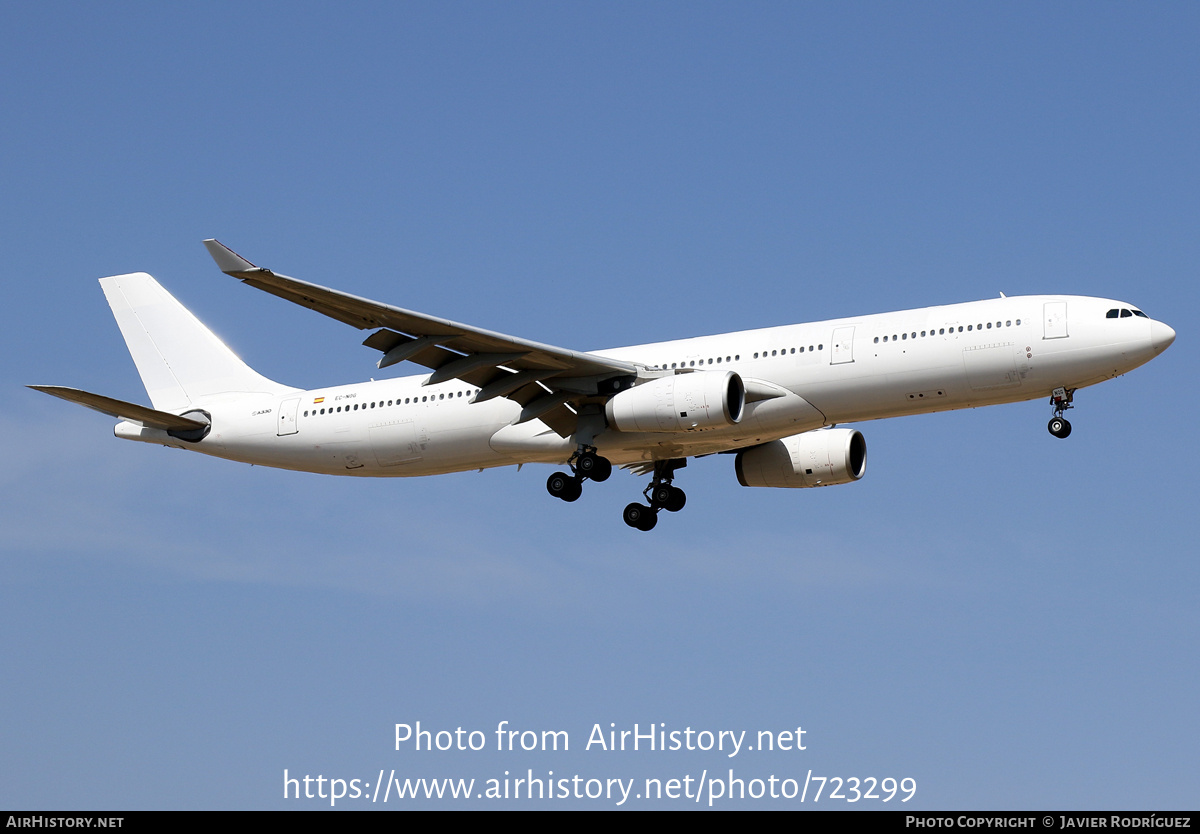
[605,371,745,433]
[735,428,866,488]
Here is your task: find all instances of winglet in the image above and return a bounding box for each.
[203,239,259,275]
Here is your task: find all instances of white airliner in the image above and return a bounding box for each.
[32,241,1176,530]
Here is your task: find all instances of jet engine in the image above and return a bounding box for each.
[735,428,866,488]
[605,371,745,433]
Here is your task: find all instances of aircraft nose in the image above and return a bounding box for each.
[1150,320,1176,354]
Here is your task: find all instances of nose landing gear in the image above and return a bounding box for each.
[1048,387,1075,439]
[623,458,687,531]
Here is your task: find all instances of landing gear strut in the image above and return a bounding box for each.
[546,446,612,503]
[623,458,687,531]
[1047,387,1074,439]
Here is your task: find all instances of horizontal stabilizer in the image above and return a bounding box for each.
[28,385,208,432]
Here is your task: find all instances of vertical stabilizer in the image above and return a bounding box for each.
[100,272,293,411]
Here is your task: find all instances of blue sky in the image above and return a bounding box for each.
[2,3,1197,809]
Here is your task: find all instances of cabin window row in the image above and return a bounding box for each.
[873,320,1021,344]
[661,355,740,368]
[753,345,822,359]
[303,389,475,418]
[650,345,826,371]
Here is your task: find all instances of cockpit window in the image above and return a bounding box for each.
[1132,309,1148,318]
[1120,309,1133,318]
[1106,309,1119,318]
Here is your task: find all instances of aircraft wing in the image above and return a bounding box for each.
[28,386,209,432]
[203,240,640,436]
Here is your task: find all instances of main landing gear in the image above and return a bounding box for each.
[1047,387,1075,439]
[546,449,687,532]
[623,459,687,532]
[546,447,612,503]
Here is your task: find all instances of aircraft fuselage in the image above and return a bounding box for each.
[113,293,1174,477]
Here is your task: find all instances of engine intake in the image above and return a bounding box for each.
[606,371,744,433]
[735,428,866,488]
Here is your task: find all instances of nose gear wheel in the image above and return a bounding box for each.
[1048,387,1075,439]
